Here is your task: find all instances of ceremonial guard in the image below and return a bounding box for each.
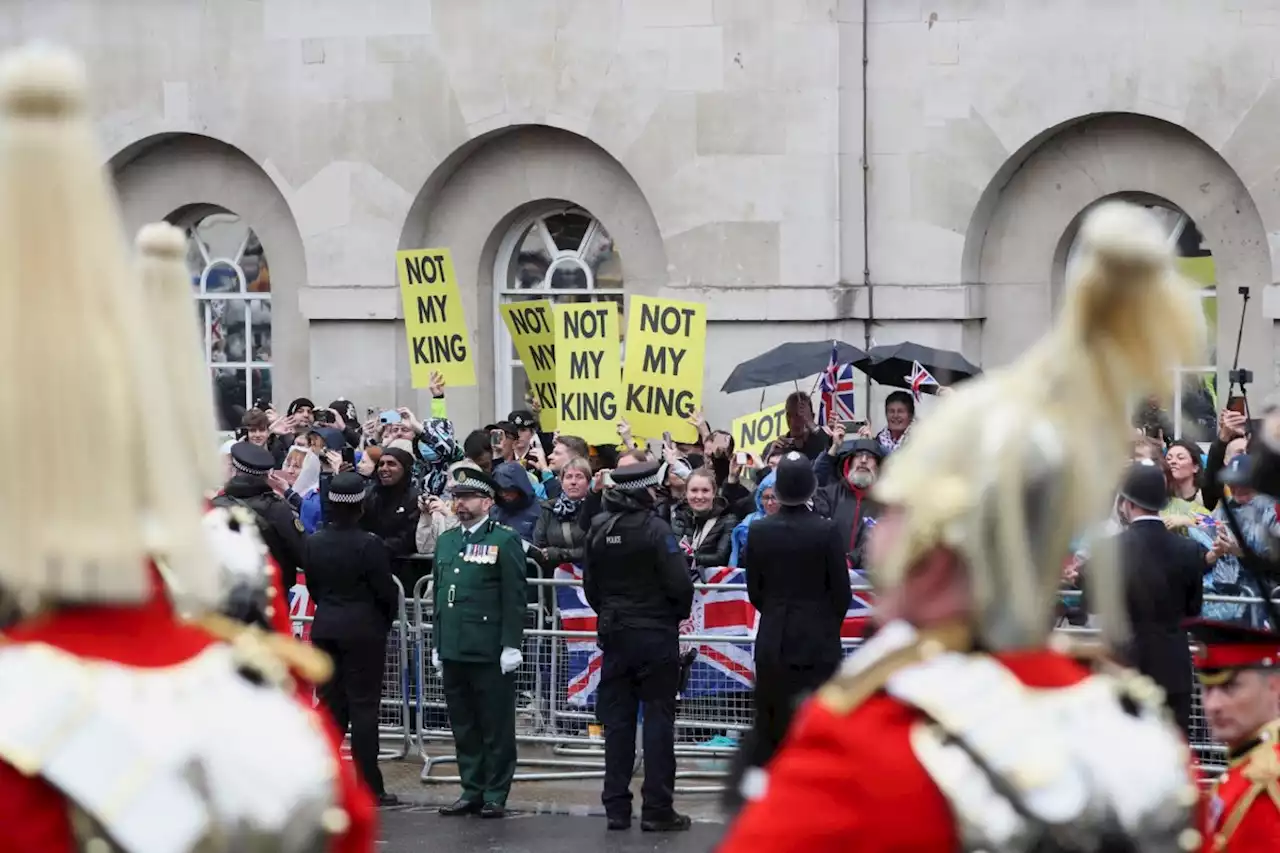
[432,467,528,818]
[1187,620,1280,852]
[718,201,1206,852]
[0,44,374,851]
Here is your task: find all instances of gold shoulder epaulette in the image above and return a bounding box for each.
[816,643,924,716]
[195,613,334,687]
[816,623,973,716]
[1243,738,1280,786]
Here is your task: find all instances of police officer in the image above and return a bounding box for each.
[304,472,400,806]
[584,460,694,832]
[214,441,306,588]
[431,467,528,819]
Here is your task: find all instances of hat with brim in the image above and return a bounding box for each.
[452,467,499,498]
[774,451,817,506]
[1219,453,1254,488]
[484,421,520,437]
[1118,459,1168,512]
[1185,618,1280,686]
[609,460,667,492]
[327,471,368,504]
[229,441,274,477]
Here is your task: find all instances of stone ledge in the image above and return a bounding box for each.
[299,286,401,320]
[662,283,986,321]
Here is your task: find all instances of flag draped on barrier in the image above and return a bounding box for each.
[554,563,760,707]
[290,573,317,642]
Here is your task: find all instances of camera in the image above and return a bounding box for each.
[1229,368,1254,386]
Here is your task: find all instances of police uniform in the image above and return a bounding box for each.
[1187,620,1280,852]
[719,201,1205,852]
[0,44,374,852]
[214,442,308,590]
[584,461,695,832]
[432,468,528,818]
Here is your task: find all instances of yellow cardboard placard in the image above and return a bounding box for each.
[731,402,789,457]
[500,300,557,431]
[554,302,622,445]
[622,296,706,444]
[396,248,475,387]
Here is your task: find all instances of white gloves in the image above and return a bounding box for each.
[500,646,523,675]
[432,648,441,671]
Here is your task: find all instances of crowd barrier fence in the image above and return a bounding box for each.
[289,559,1269,794]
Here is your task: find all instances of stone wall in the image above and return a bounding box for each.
[6,0,1278,431]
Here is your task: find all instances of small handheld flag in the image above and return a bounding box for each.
[818,341,857,426]
[907,361,939,401]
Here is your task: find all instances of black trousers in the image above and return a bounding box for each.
[597,628,680,821]
[750,659,836,769]
[315,634,388,796]
[441,661,517,806]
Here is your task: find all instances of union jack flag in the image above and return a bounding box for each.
[289,572,317,642]
[818,342,857,426]
[555,563,758,706]
[908,360,939,401]
[842,569,876,639]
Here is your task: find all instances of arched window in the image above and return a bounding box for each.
[493,206,623,417]
[1065,199,1217,442]
[184,211,272,429]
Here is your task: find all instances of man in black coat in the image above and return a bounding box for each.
[812,434,884,571]
[743,451,851,772]
[583,459,694,833]
[213,441,305,589]
[304,472,400,805]
[1113,459,1208,736]
[361,445,421,557]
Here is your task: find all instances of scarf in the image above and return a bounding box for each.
[551,491,583,521]
[876,425,908,455]
[416,418,463,497]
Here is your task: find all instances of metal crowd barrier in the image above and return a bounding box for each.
[296,564,1272,793]
[290,574,413,761]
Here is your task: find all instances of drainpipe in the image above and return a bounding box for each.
[861,0,874,418]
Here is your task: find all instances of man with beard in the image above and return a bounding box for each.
[431,468,528,819]
[813,427,884,571]
[584,460,695,832]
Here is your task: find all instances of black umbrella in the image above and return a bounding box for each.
[854,342,980,391]
[720,340,868,393]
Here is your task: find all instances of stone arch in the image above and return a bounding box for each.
[962,113,1270,393]
[110,133,309,404]
[397,124,666,427]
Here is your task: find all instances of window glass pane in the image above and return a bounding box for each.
[249,299,272,363]
[1179,371,1217,443]
[543,211,591,252]
[203,260,240,294]
[549,259,589,290]
[584,226,622,288]
[513,227,551,289]
[208,299,248,363]
[211,367,248,430]
[244,237,269,293]
[250,367,273,412]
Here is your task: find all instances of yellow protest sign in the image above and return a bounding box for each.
[396,248,475,387]
[622,296,706,443]
[731,402,789,457]
[500,300,557,431]
[554,302,622,445]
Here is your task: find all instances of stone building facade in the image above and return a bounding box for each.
[8,0,1279,436]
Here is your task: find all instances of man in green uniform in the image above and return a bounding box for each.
[431,467,528,818]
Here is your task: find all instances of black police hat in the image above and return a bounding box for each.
[452,467,499,498]
[1184,618,1280,686]
[507,409,538,430]
[774,451,817,506]
[328,471,369,505]
[483,421,519,437]
[609,460,666,492]
[1118,459,1168,512]
[229,441,275,477]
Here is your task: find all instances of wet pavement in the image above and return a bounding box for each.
[378,807,725,851]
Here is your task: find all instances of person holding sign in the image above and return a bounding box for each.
[623,297,706,445]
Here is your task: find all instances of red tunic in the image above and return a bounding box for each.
[0,569,376,853]
[1202,728,1280,852]
[717,650,1094,853]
